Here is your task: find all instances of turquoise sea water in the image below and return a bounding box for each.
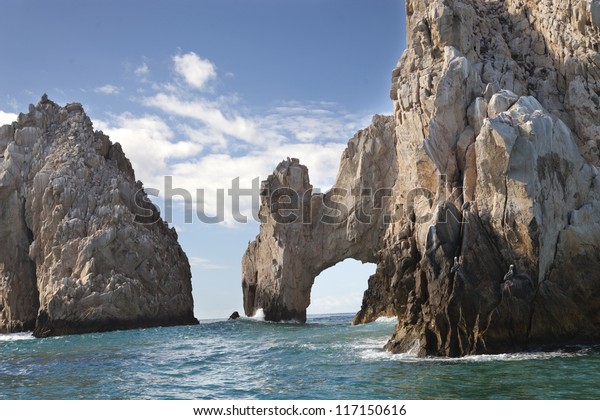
[1,313,599,399]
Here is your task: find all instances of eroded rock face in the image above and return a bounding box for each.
[0,97,197,337]
[243,0,600,356]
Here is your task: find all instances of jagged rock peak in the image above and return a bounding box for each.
[0,96,198,337]
[242,0,600,356]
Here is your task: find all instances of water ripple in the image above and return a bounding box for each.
[1,315,599,399]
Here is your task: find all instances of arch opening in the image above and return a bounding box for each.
[307,259,377,318]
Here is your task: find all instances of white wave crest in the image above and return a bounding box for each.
[244,308,303,324]
[251,308,265,321]
[458,351,584,363]
[374,316,397,323]
[359,348,588,363]
[360,348,418,361]
[0,332,34,342]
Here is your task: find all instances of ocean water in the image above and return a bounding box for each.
[1,313,599,400]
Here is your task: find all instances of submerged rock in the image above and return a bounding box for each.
[242,0,600,356]
[0,97,198,337]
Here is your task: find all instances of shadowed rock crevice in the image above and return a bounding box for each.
[243,0,600,357]
[0,192,39,333]
[0,97,198,337]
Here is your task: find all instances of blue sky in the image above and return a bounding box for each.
[0,0,406,319]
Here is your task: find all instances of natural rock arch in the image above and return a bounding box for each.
[242,116,398,323]
[243,0,600,357]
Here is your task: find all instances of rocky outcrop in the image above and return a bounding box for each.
[242,0,600,356]
[0,96,197,337]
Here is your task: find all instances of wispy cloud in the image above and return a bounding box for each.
[261,102,370,144]
[135,62,149,76]
[95,84,121,95]
[144,93,267,145]
[189,256,228,270]
[173,52,216,90]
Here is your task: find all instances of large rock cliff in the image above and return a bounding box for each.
[0,96,197,337]
[242,0,600,356]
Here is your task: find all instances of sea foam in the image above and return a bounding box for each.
[374,316,397,323]
[0,332,34,342]
[250,308,265,321]
[359,348,589,363]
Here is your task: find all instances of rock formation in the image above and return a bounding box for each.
[243,0,600,356]
[0,96,198,337]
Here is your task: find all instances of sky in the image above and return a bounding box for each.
[0,0,406,319]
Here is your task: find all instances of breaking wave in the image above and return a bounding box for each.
[0,332,34,342]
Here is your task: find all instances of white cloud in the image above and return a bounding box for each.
[95,84,121,95]
[307,292,365,315]
[160,141,346,226]
[96,50,378,227]
[94,113,202,186]
[173,52,216,90]
[179,125,228,151]
[0,110,17,126]
[261,103,370,144]
[144,93,273,146]
[135,63,149,76]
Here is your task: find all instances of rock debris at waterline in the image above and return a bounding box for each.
[0,96,198,337]
[242,0,600,357]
